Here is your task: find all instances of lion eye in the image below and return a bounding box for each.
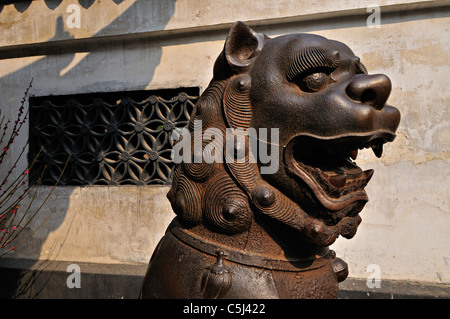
[297,72,330,92]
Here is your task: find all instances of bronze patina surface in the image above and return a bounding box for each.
[140,22,400,299]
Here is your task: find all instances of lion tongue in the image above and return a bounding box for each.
[322,167,373,190]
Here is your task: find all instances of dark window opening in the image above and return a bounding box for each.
[29,88,199,186]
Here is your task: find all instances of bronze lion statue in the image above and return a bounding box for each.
[140,22,400,299]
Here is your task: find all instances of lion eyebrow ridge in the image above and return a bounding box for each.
[286,46,341,81]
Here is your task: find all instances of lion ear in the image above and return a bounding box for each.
[224,21,266,73]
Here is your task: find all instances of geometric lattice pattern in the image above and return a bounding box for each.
[29,88,198,186]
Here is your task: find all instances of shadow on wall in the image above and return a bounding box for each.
[0,0,177,298]
[0,0,121,13]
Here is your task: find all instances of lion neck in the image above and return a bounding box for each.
[170,214,330,263]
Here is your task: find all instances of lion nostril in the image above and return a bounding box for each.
[360,89,377,105]
[346,74,391,110]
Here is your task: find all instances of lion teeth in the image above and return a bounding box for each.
[363,169,374,182]
[328,174,347,188]
[372,144,383,158]
[349,149,358,160]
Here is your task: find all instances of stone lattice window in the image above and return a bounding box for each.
[28,88,199,186]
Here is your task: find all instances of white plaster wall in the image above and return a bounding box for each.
[0,0,448,285]
[2,0,446,48]
[8,186,175,265]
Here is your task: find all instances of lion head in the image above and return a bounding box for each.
[167,22,400,248]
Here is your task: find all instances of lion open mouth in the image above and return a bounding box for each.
[285,132,395,217]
